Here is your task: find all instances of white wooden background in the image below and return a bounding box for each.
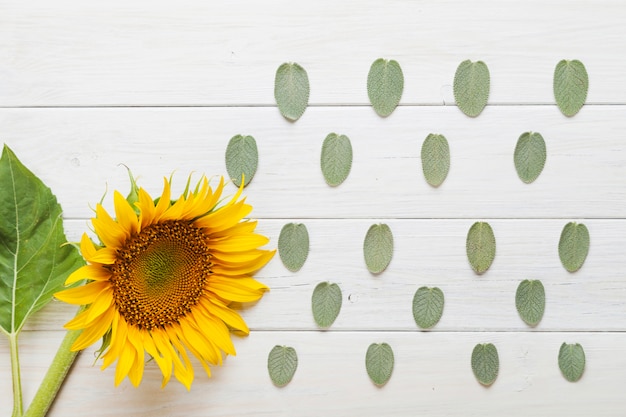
[2,1,626,415]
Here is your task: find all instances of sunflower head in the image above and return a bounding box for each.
[55,174,274,389]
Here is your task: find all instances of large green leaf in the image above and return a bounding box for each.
[471,343,499,386]
[515,279,545,327]
[320,133,352,187]
[267,345,298,387]
[453,60,490,117]
[466,222,496,274]
[412,286,445,329]
[278,223,309,272]
[558,222,589,272]
[363,223,394,274]
[365,342,394,386]
[225,134,258,188]
[558,342,585,382]
[311,282,342,328]
[0,145,84,335]
[421,133,450,187]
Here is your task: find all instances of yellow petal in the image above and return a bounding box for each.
[113,191,139,236]
[114,338,136,386]
[136,188,156,230]
[65,264,111,285]
[142,331,172,387]
[54,281,110,305]
[92,204,128,248]
[153,178,172,221]
[71,306,115,351]
[208,234,270,252]
[205,297,249,334]
[211,250,275,276]
[79,233,98,261]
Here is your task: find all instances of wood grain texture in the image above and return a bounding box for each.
[2,105,626,219]
[1,1,625,415]
[1,0,626,106]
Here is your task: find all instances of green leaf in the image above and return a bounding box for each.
[558,222,590,272]
[267,345,298,387]
[225,134,258,187]
[514,132,547,184]
[274,62,310,121]
[453,60,490,117]
[320,133,352,187]
[515,280,546,327]
[558,342,585,382]
[421,133,450,187]
[367,58,404,117]
[471,343,499,386]
[311,282,342,328]
[412,287,445,329]
[554,59,588,117]
[278,223,309,272]
[466,222,496,274]
[365,342,394,386]
[0,145,84,336]
[363,223,393,274]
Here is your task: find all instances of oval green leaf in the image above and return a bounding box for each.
[421,133,450,187]
[466,222,496,274]
[278,223,309,272]
[367,58,404,117]
[558,222,590,272]
[312,282,342,328]
[412,287,445,329]
[558,342,585,382]
[554,59,588,117]
[268,345,298,387]
[471,343,499,386]
[321,133,352,186]
[274,62,310,121]
[515,279,546,327]
[453,60,490,117]
[0,145,84,336]
[365,342,394,386]
[363,223,393,274]
[514,131,546,184]
[225,134,258,187]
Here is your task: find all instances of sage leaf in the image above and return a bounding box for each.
[466,222,496,274]
[365,342,394,386]
[421,133,450,187]
[367,58,404,117]
[515,280,546,327]
[412,287,445,329]
[225,134,258,187]
[268,345,298,387]
[320,133,352,186]
[514,132,547,184]
[0,145,84,336]
[453,60,490,117]
[558,342,585,382]
[311,282,342,328]
[471,343,499,386]
[274,62,310,121]
[278,223,309,272]
[558,222,589,272]
[363,223,393,274]
[554,60,588,117]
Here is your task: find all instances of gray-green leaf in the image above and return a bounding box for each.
[367,58,404,117]
[453,60,490,117]
[421,133,450,187]
[311,282,342,328]
[363,223,393,274]
[278,223,309,272]
[515,280,545,327]
[514,132,547,184]
[268,345,298,387]
[558,342,585,382]
[274,62,310,121]
[471,343,499,386]
[412,287,445,329]
[321,133,352,186]
[365,343,394,386]
[466,222,496,274]
[225,134,258,187]
[554,60,588,117]
[0,145,84,336]
[558,222,590,272]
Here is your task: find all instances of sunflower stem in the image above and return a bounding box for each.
[23,309,84,417]
[10,333,23,417]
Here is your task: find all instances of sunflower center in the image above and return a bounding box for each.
[110,220,212,330]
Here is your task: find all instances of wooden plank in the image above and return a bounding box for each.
[19,218,626,333]
[1,0,624,106]
[1,330,624,416]
[2,105,626,219]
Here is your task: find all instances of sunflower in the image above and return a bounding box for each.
[55,175,274,389]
